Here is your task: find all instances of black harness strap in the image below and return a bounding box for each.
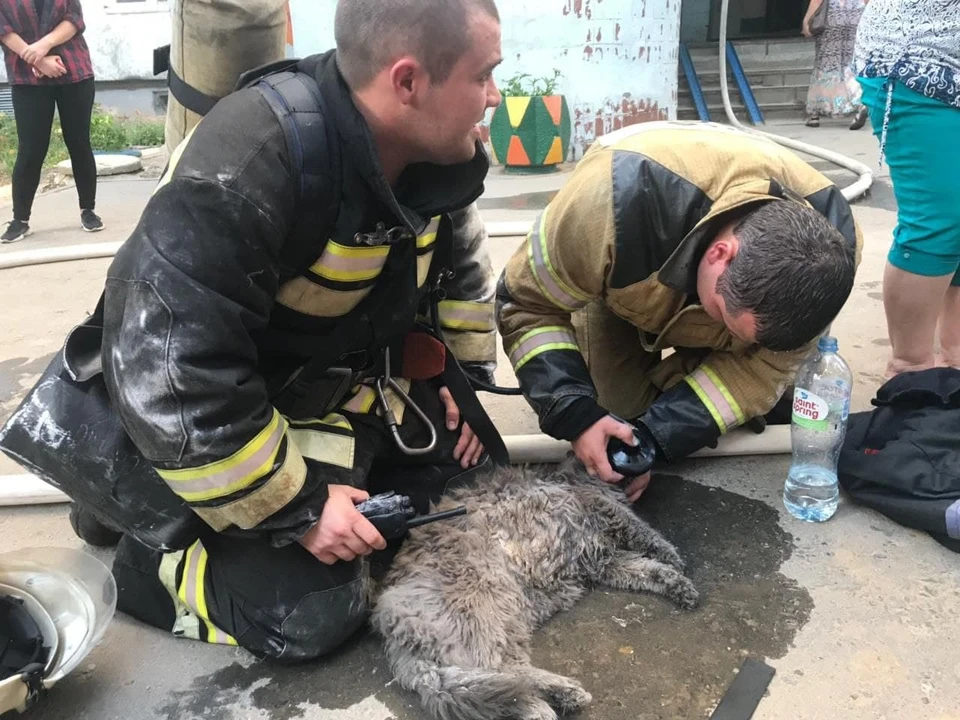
[441,349,510,466]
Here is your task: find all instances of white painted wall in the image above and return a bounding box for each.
[285,0,682,160]
[0,1,171,83]
[2,0,681,160]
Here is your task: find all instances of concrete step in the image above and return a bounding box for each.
[677,101,806,122]
[679,83,808,107]
[688,65,813,87]
[686,38,815,67]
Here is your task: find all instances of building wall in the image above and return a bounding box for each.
[1,0,681,160]
[287,0,682,161]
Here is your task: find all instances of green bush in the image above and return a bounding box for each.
[89,109,129,151]
[0,105,165,182]
[126,119,166,148]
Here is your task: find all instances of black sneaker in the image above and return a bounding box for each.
[69,502,123,547]
[1,219,30,243]
[80,210,103,232]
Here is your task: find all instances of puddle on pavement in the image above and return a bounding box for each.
[0,354,55,410]
[477,190,558,212]
[160,475,812,720]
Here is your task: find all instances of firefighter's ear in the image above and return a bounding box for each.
[704,233,740,267]
[389,56,428,104]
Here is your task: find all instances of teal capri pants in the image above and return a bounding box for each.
[859,77,960,285]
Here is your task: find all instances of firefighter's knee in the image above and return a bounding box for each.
[264,572,370,663]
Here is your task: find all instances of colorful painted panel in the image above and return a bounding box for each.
[490,95,572,171]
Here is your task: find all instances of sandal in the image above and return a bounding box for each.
[849,106,868,130]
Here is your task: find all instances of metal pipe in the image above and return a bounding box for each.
[717,0,874,202]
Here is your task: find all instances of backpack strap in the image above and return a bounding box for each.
[248,66,342,282]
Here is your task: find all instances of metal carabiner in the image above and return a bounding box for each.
[375,347,438,456]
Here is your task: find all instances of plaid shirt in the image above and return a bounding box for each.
[0,0,94,85]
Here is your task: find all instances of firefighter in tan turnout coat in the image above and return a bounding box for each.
[496,121,863,499]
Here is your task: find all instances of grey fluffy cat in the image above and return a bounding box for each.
[370,459,700,720]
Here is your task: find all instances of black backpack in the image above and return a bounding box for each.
[838,368,960,552]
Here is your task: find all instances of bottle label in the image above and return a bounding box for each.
[792,387,830,430]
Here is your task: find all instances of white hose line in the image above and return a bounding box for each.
[718,0,873,202]
[0,426,792,507]
[0,229,526,273]
[0,241,123,270]
[504,425,792,464]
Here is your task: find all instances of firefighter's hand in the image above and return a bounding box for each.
[299,485,387,564]
[624,471,652,503]
[572,415,637,484]
[439,386,484,468]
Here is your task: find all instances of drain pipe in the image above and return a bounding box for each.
[718,0,873,202]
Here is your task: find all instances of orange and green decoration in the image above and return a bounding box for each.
[490,72,571,173]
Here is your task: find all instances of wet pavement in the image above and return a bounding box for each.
[2,120,960,720]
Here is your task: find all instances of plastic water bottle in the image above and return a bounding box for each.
[783,335,852,522]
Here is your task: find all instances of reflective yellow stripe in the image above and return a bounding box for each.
[288,414,355,470]
[340,381,411,424]
[417,251,434,287]
[276,279,373,317]
[177,540,238,646]
[158,410,286,503]
[444,328,497,363]
[508,326,580,372]
[438,299,495,332]
[342,385,377,414]
[684,364,745,433]
[310,241,390,283]
[154,125,198,193]
[417,216,441,249]
[193,443,307,531]
[287,413,352,431]
[527,207,590,312]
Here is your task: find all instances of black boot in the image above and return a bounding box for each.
[69,502,123,547]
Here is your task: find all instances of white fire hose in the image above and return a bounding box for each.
[0,426,792,506]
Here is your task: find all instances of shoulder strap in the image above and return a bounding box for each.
[251,67,342,282]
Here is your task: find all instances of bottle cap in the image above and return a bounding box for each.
[817,335,838,352]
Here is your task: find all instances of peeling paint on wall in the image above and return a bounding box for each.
[487,0,681,160]
[0,0,681,162]
[572,95,668,152]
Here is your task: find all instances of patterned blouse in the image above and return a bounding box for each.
[853,0,960,110]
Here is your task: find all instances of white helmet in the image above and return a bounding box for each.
[0,548,116,714]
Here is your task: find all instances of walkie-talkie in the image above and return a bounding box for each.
[355,491,467,541]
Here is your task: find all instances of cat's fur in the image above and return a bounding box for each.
[371,459,699,720]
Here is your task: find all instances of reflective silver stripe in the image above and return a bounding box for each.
[508,327,580,371]
[438,300,495,331]
[527,208,589,312]
[342,385,377,414]
[160,418,285,501]
[686,366,743,432]
[178,540,237,646]
[319,251,386,274]
[310,242,390,283]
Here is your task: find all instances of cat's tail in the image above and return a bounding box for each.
[389,652,539,720]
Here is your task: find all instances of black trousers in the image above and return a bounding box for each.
[11,78,97,221]
[112,381,486,662]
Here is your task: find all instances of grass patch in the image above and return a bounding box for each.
[0,104,165,184]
